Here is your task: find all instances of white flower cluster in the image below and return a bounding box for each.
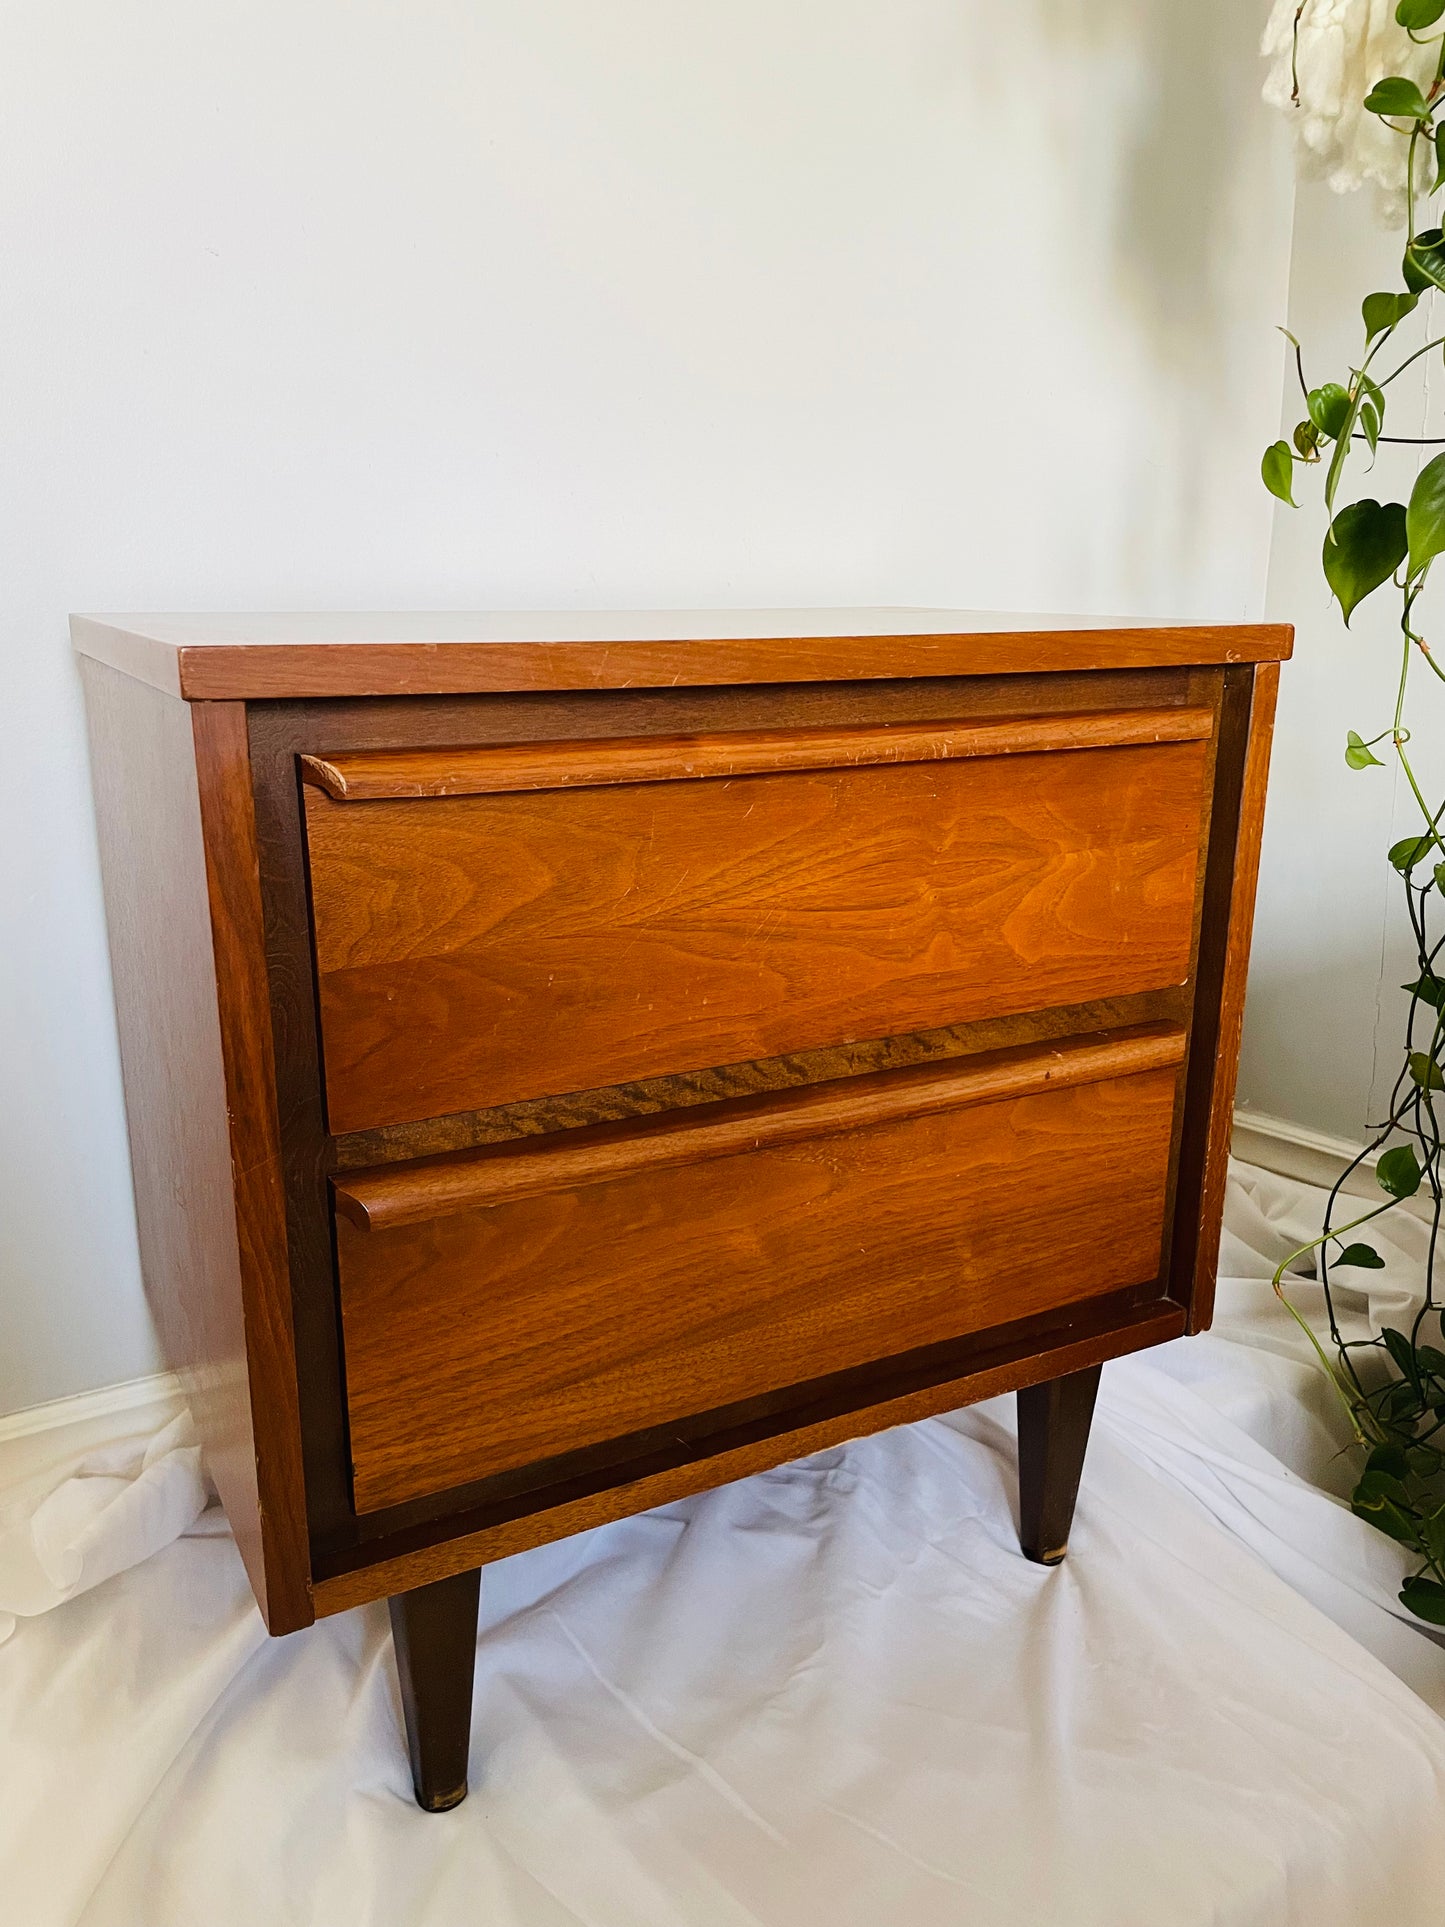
[1262,0,1437,223]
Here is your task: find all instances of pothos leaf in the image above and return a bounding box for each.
[1323,499,1408,623]
[1308,382,1352,440]
[1261,441,1296,506]
[1383,1327,1424,1383]
[1294,418,1321,459]
[1390,832,1435,871]
[1378,1143,1424,1198]
[1363,289,1419,340]
[1346,729,1386,769]
[1401,1577,1445,1625]
[1403,972,1445,1008]
[1365,76,1432,120]
[1436,120,1445,192]
[1355,1489,1420,1542]
[1407,450,1445,577]
[1398,0,1445,31]
[1409,1049,1445,1090]
[1405,226,1445,293]
[1334,1242,1387,1268]
[1361,401,1381,456]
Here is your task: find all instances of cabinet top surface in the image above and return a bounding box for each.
[72,607,1292,701]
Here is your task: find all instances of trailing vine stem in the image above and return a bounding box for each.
[1257,2,1445,1625]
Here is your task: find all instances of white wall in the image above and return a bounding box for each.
[1237,182,1445,1142]
[0,1,1294,1415]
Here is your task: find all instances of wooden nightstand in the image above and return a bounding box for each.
[74,609,1288,1811]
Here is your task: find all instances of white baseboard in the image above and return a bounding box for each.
[1230,1109,1378,1197]
[0,1370,184,1449]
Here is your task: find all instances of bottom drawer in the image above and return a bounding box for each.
[333,1025,1186,1514]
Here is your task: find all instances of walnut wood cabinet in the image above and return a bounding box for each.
[74,609,1289,1811]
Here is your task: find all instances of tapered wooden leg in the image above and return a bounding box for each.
[1017,1364,1103,1566]
[388,1567,482,1812]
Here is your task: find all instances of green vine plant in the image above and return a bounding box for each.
[1261,1,1445,1631]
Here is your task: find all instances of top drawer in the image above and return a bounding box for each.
[301,709,1213,1133]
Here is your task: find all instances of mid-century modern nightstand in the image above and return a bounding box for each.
[74,609,1288,1810]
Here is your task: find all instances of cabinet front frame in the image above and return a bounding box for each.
[242,661,1262,1614]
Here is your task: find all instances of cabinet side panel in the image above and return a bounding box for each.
[79,659,311,1630]
[190,700,313,1629]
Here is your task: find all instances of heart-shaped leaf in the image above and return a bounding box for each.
[1294,418,1321,459]
[1363,288,1420,339]
[1366,76,1431,119]
[1409,1049,1445,1089]
[1335,1242,1387,1268]
[1355,1489,1420,1541]
[1405,227,1445,292]
[1378,1143,1424,1198]
[1346,728,1386,769]
[1384,1327,1424,1384]
[1261,441,1296,506]
[1403,972,1445,1007]
[1401,1577,1445,1625]
[1323,499,1408,622]
[1390,832,1435,871]
[1361,401,1381,455]
[1398,0,1445,29]
[1436,120,1445,191]
[1408,450,1445,577]
[1308,382,1352,440]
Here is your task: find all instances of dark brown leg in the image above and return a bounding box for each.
[1017,1364,1103,1565]
[388,1567,482,1812]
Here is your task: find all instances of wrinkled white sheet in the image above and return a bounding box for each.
[3,1162,1445,1926]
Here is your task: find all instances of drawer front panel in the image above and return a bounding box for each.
[304,727,1210,1132]
[336,1036,1183,1514]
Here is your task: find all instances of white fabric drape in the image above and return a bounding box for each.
[3,1162,1445,1926]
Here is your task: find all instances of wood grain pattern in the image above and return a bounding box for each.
[79,664,311,1634]
[1185,662,1281,1331]
[330,989,1191,1169]
[310,1294,1187,1617]
[338,1059,1181,1512]
[334,1024,1186,1230]
[299,707,1215,801]
[306,739,1209,1131]
[71,611,1293,701]
[247,671,1213,1563]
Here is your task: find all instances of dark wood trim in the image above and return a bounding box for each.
[389,1569,481,1812]
[334,1025,1187,1231]
[298,707,1215,801]
[1186,661,1280,1330]
[310,1295,1185,1617]
[190,702,314,1632]
[1170,665,1277,1331]
[325,1281,1151,1545]
[1017,1365,1103,1564]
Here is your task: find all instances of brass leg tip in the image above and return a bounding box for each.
[1023,1544,1069,1567]
[416,1780,469,1813]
